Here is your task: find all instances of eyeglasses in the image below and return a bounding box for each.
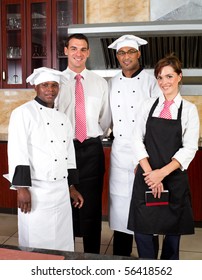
[117,49,138,56]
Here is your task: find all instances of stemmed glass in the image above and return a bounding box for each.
[59,11,67,26]
[33,45,39,57]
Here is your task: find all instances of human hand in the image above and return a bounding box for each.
[149,182,164,198]
[17,187,31,213]
[69,185,84,208]
[143,169,165,188]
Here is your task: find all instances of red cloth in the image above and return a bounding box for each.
[0,248,64,260]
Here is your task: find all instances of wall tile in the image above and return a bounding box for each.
[86,0,150,23]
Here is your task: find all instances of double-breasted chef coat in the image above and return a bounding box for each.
[8,98,76,251]
[108,68,162,234]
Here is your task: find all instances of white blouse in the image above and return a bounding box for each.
[132,93,200,170]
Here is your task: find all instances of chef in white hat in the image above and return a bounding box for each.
[7,67,83,252]
[108,35,162,257]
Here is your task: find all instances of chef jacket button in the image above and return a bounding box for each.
[61,123,64,126]
[47,122,49,125]
[65,157,68,160]
[40,107,42,110]
[118,91,120,93]
[120,134,122,136]
[55,159,57,161]
[51,140,53,143]
[132,120,135,122]
[63,140,66,143]
[119,119,121,122]
[54,178,56,180]
[138,77,140,79]
[63,176,66,179]
[120,77,122,80]
[118,105,120,107]
[133,91,135,93]
[131,106,133,108]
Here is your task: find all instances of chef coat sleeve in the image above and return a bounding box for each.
[65,118,79,185]
[172,102,199,170]
[7,107,32,187]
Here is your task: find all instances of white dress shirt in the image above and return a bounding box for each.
[132,93,200,170]
[55,68,111,138]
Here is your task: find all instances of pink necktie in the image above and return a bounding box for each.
[159,100,174,119]
[75,74,87,143]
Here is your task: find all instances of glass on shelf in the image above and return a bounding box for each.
[7,17,21,29]
[32,12,46,28]
[41,46,47,57]
[32,45,40,57]
[58,11,68,26]
[7,47,22,58]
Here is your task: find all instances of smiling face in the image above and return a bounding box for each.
[116,46,141,77]
[64,38,90,73]
[35,81,59,108]
[156,65,182,100]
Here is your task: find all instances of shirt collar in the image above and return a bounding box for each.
[66,67,87,80]
[35,96,48,107]
[159,93,182,108]
[34,96,55,108]
[122,66,144,78]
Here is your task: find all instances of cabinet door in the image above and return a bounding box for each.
[1,0,26,88]
[52,0,84,71]
[0,3,2,87]
[26,0,52,79]
[0,0,84,88]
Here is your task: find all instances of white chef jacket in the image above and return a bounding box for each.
[55,67,111,138]
[132,93,199,170]
[8,99,76,182]
[7,99,76,251]
[108,68,162,234]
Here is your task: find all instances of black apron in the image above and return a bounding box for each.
[72,137,105,237]
[128,98,194,235]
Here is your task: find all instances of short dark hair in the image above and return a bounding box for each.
[154,53,182,79]
[65,33,89,49]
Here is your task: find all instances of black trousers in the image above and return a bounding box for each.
[135,233,180,259]
[113,230,133,257]
[73,137,105,254]
[82,231,101,254]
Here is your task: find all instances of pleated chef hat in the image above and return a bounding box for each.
[108,35,148,51]
[26,67,68,85]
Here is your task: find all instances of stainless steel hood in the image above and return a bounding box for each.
[67,20,202,95]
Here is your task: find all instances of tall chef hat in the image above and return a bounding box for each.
[108,34,148,51]
[26,67,68,86]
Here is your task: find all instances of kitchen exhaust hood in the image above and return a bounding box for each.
[67,20,202,95]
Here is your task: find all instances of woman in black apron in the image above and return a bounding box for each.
[128,54,199,259]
